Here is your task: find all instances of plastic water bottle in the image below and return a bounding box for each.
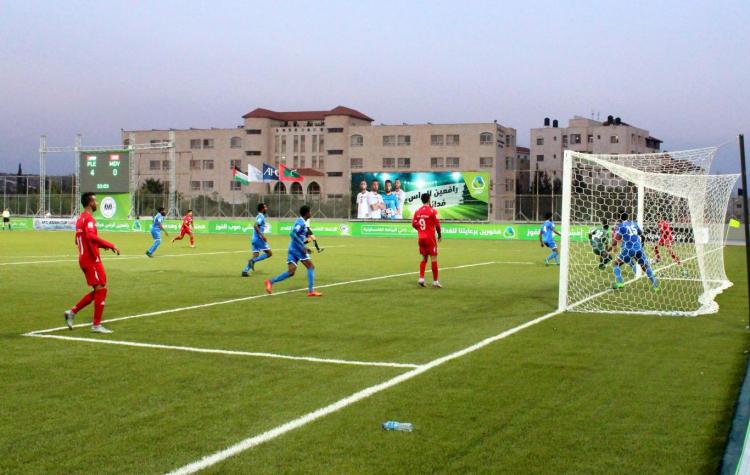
[382,421,413,432]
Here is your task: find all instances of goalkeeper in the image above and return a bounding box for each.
[588,218,612,269]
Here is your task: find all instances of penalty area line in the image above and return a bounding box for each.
[25,260,523,335]
[24,334,419,369]
[166,308,563,475]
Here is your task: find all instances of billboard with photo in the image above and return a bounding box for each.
[350,171,490,221]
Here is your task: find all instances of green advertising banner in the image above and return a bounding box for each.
[93,193,131,220]
[351,171,490,221]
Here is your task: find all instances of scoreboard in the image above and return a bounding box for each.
[79,151,129,193]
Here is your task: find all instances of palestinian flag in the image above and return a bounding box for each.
[232,167,250,185]
[279,164,303,182]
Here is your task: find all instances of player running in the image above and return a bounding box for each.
[242,203,273,276]
[146,207,168,257]
[412,193,442,288]
[611,212,659,291]
[171,209,195,247]
[64,192,121,333]
[540,212,561,266]
[654,215,682,267]
[264,205,322,297]
[589,218,612,269]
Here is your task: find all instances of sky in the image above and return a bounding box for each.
[1,0,748,175]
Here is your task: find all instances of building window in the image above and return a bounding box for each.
[587,134,594,144]
[203,160,214,170]
[293,156,299,168]
[190,181,200,191]
[536,154,544,162]
[610,135,619,144]
[245,150,261,156]
[397,157,411,168]
[319,157,325,168]
[446,157,460,168]
[480,132,493,145]
[246,129,262,135]
[383,135,396,146]
[307,182,321,195]
[562,135,569,146]
[149,160,160,170]
[281,136,287,153]
[190,160,201,170]
[571,134,581,144]
[328,149,343,155]
[431,157,444,168]
[230,159,242,170]
[293,135,299,153]
[382,157,395,168]
[300,135,306,153]
[536,137,544,146]
[327,171,343,177]
[230,181,241,191]
[504,157,513,169]
[505,179,514,192]
[446,134,460,145]
[431,135,444,146]
[327,193,344,199]
[505,134,514,147]
[319,135,324,151]
[505,200,514,211]
[480,157,493,168]
[190,139,201,149]
[351,158,363,169]
[203,139,214,149]
[230,137,242,148]
[350,134,363,147]
[202,181,214,190]
[312,135,318,153]
[150,139,165,146]
[397,135,411,146]
[162,160,170,170]
[327,127,344,133]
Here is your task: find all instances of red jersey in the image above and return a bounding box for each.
[182,214,193,229]
[658,220,673,240]
[412,205,441,239]
[75,212,115,267]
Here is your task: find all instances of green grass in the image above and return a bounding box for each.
[0,230,748,474]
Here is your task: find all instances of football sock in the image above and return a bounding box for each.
[419,260,427,278]
[93,288,107,326]
[253,253,271,264]
[189,235,194,246]
[654,246,662,261]
[307,267,314,292]
[271,271,290,284]
[72,291,95,313]
[670,250,681,264]
[431,261,439,281]
[242,261,252,273]
[646,267,658,287]
[613,266,623,283]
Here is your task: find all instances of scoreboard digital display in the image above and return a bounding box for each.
[79,151,129,193]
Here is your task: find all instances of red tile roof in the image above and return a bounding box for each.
[242,106,373,122]
[295,168,325,177]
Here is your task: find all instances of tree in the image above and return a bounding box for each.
[16,163,25,194]
[140,178,165,194]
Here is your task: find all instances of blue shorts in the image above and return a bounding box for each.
[252,238,270,253]
[619,249,648,266]
[151,230,161,240]
[287,247,311,266]
[544,240,557,250]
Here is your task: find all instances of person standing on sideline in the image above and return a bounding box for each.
[412,193,442,288]
[2,208,10,230]
[64,192,120,333]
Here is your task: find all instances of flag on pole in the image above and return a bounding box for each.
[279,164,303,182]
[248,164,263,182]
[232,167,250,185]
[263,163,279,181]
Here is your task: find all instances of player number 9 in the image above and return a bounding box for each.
[419,218,426,231]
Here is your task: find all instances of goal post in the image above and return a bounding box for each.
[558,148,740,317]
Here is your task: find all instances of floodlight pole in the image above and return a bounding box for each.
[73,134,82,216]
[38,135,47,217]
[738,134,750,329]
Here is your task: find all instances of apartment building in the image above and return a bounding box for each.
[123,106,519,219]
[530,115,662,185]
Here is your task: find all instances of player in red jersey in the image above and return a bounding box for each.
[654,216,682,266]
[172,209,195,247]
[412,193,442,288]
[64,192,120,333]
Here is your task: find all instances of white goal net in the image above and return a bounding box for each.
[558,148,739,316]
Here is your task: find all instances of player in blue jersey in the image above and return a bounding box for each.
[610,212,659,291]
[242,203,273,276]
[145,207,168,257]
[539,212,561,266]
[382,180,399,220]
[264,205,322,297]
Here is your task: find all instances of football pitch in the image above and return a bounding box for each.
[1,230,748,474]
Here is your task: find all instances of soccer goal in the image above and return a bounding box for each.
[558,148,740,316]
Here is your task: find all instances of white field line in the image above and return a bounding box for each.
[24,334,418,369]
[0,254,76,259]
[0,250,248,266]
[167,308,563,475]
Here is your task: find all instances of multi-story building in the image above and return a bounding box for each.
[123,106,519,219]
[529,115,662,186]
[515,146,530,194]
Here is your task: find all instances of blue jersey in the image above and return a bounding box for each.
[616,220,643,252]
[383,192,399,219]
[289,218,308,253]
[541,220,555,242]
[253,213,266,242]
[151,213,164,237]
